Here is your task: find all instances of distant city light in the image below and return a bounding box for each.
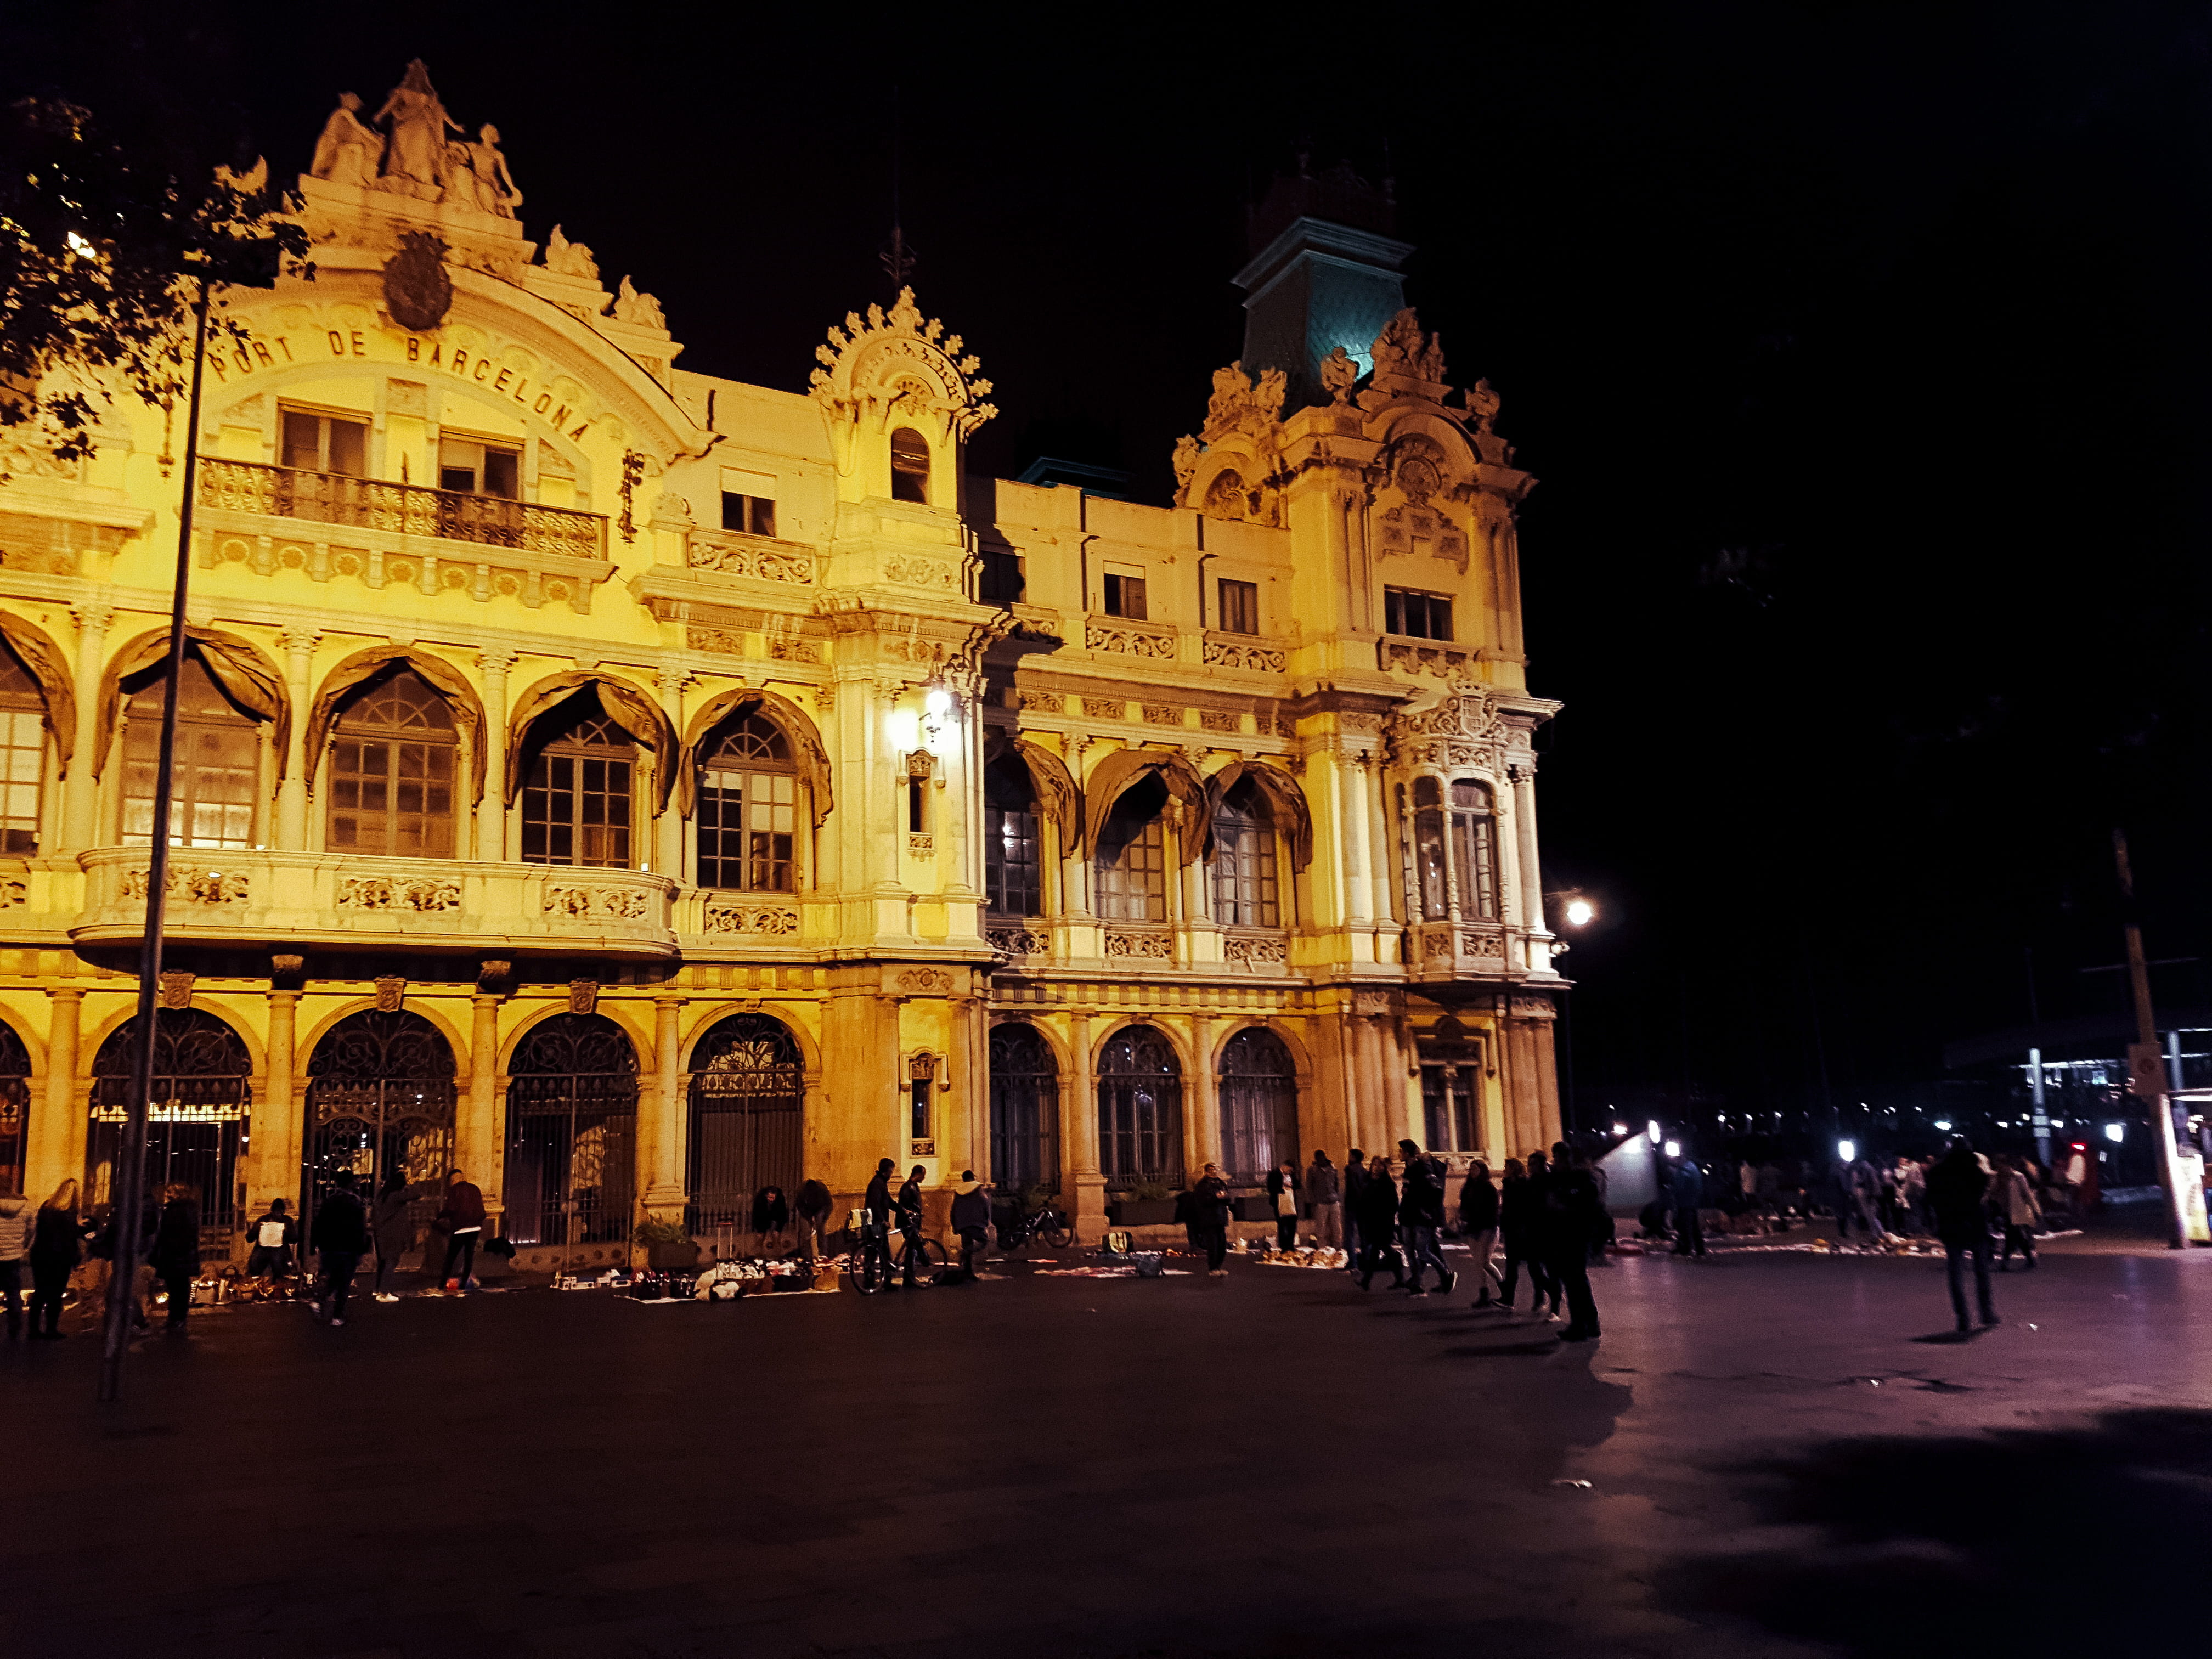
[2106,1122,2125,1143]
[1934,1120,1953,1132]
[1838,1139,1856,1163]
[1611,1122,1628,1137]
[65,230,95,258]
[1663,1139,1681,1158]
[1647,1120,1662,1145]
[1564,897,1595,927]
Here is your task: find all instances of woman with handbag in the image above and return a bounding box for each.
[1265,1161,1301,1252]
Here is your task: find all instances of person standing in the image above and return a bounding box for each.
[1397,1139,1453,1296]
[147,1184,201,1335]
[1458,1160,1500,1306]
[28,1180,82,1339]
[895,1165,926,1287]
[0,1184,33,1340]
[1547,1157,1607,1341]
[861,1158,896,1291]
[371,1169,438,1301]
[1265,1160,1302,1252]
[1193,1163,1233,1274]
[1341,1149,1369,1274]
[438,1167,486,1291]
[796,1177,833,1262]
[1506,1153,1561,1317]
[245,1195,298,1284]
[1670,1156,1707,1258]
[1353,1156,1403,1290]
[950,1171,990,1276]
[1306,1151,1342,1254]
[311,1170,372,1326]
[1927,1135,1998,1333]
[1992,1154,2041,1271]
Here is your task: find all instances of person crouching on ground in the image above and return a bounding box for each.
[1927,1135,1998,1333]
[438,1168,486,1291]
[1265,1160,1301,1252]
[950,1171,990,1276]
[311,1170,371,1325]
[1194,1163,1233,1274]
[1397,1139,1454,1296]
[244,1195,297,1287]
[1459,1160,1499,1306]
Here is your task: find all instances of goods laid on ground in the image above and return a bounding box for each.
[1255,1247,1350,1269]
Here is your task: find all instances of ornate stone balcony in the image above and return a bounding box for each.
[1407,920,1512,980]
[70,849,677,958]
[195,458,616,613]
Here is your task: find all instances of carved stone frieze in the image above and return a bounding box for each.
[544,884,651,920]
[1141,704,1182,726]
[907,832,936,859]
[1223,933,1287,967]
[882,555,958,591]
[338,874,461,912]
[701,898,800,936]
[1203,639,1286,672]
[1086,624,1175,659]
[1082,698,1124,720]
[896,967,953,995]
[1104,929,1173,961]
[1199,709,1240,733]
[0,878,23,909]
[123,867,250,905]
[685,534,815,584]
[986,926,1047,956]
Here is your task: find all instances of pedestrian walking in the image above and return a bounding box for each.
[1458,1160,1499,1306]
[437,1167,487,1291]
[1193,1163,1233,1273]
[245,1195,298,1283]
[1307,1150,1342,1251]
[28,1179,82,1339]
[371,1169,438,1301]
[1545,1158,1607,1341]
[1502,1153,1558,1316]
[796,1177,833,1261]
[861,1158,896,1290]
[148,1183,201,1334]
[1353,1157,1403,1290]
[1928,1136,1998,1333]
[311,1170,372,1325]
[1342,1148,1369,1274]
[895,1165,926,1287]
[1265,1160,1302,1252]
[1397,1139,1453,1295]
[1992,1154,2041,1270]
[1670,1156,1707,1257]
[0,1183,32,1339]
[950,1171,990,1275]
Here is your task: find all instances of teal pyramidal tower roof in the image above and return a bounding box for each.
[1233,161,1414,410]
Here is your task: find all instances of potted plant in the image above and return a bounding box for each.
[1108,1180,1180,1227]
[635,1216,698,1271]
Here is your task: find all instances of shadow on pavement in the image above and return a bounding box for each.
[1658,1407,2212,1656]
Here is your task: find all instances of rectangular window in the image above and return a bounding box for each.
[1217,578,1259,635]
[910,1079,932,1140]
[985,804,1041,916]
[1211,817,1280,927]
[521,753,631,867]
[696,768,794,891]
[1385,587,1453,641]
[328,737,456,858]
[1414,805,1449,920]
[438,436,522,498]
[1420,1065,1481,1152]
[0,706,43,854]
[1103,569,1148,620]
[280,409,367,476]
[123,721,257,849]
[1094,816,1167,921]
[720,467,777,535]
[1449,785,1498,921]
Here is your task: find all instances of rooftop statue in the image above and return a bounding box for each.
[1319,345,1361,403]
[612,275,666,331]
[450,122,522,217]
[544,224,599,280]
[374,59,461,197]
[309,92,379,188]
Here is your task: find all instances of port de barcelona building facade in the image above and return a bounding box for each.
[0,65,1564,1262]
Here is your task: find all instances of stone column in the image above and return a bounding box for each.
[654,668,689,881]
[463,993,504,1213]
[950,991,983,1181]
[1068,1007,1104,1240]
[1340,753,1373,927]
[275,628,318,850]
[1494,771,1525,952]
[254,989,300,1212]
[476,650,515,862]
[644,994,686,1221]
[1186,1011,1216,1182]
[1511,765,1550,961]
[32,988,82,1202]
[1353,1011,1385,1154]
[62,603,110,851]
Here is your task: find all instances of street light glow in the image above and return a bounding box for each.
[1838,1138,1855,1163]
[1934,1120,1952,1132]
[1663,1139,1681,1158]
[1611,1121,1628,1137]
[2106,1122,2125,1143]
[1647,1120,1662,1145]
[1565,897,1595,927]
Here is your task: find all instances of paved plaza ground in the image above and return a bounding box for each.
[6,1234,2212,1659]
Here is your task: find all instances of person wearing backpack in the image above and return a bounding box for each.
[245,1196,298,1283]
[311,1170,373,1326]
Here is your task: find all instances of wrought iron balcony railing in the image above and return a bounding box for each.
[199,458,608,561]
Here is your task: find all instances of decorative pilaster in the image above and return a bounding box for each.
[31,988,82,1203]
[62,603,110,850]
[476,649,515,861]
[653,668,690,881]
[254,989,300,1211]
[462,992,504,1213]
[1341,749,1374,928]
[644,994,686,1219]
[1187,1011,1220,1180]
[275,628,318,850]
[1068,1007,1104,1241]
[1510,763,1552,970]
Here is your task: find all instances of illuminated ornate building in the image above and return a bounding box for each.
[0,68,1563,1260]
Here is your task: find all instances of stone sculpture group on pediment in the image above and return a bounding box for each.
[310,59,521,219]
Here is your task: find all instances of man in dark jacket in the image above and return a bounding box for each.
[1670,1157,1707,1258]
[1396,1139,1454,1296]
[949,1172,991,1276]
[438,1168,487,1291]
[795,1177,833,1263]
[312,1170,373,1325]
[860,1158,896,1291]
[1499,1156,1552,1316]
[147,1186,201,1334]
[1306,1151,1343,1252]
[1927,1137,1997,1333]
[1354,1159,1403,1290]
[1342,1149,1369,1274]
[1458,1161,1500,1306]
[1192,1163,1233,1274]
[1545,1159,1607,1340]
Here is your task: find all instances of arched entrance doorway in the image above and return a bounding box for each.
[989,1023,1059,1195]
[1219,1027,1297,1183]
[87,1010,251,1238]
[505,1013,637,1258]
[1097,1025,1183,1192]
[303,1010,456,1237]
[0,1020,27,1197]
[685,1012,803,1234]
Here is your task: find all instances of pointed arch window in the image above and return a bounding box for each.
[1210,777,1279,928]
[696,713,795,891]
[122,656,258,850]
[984,757,1042,917]
[1094,773,1168,922]
[521,696,634,868]
[328,669,458,857]
[889,427,930,503]
[0,646,46,854]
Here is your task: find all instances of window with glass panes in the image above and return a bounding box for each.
[1448,780,1498,921]
[1412,776,1448,920]
[521,710,633,867]
[0,650,44,854]
[889,427,930,503]
[1210,781,1279,927]
[1217,578,1259,635]
[1420,1019,1482,1153]
[1384,587,1453,640]
[122,656,257,849]
[984,759,1041,916]
[280,409,366,476]
[696,714,795,891]
[328,670,458,857]
[1093,776,1168,921]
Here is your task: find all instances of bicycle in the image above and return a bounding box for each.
[995,1197,1075,1254]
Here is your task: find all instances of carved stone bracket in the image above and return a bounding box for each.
[373,975,408,1013]
[568,979,600,1015]
[157,970,195,1011]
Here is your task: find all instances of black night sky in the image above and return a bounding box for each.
[11,1,2212,1127]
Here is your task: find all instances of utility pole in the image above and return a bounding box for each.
[2112,828,2189,1250]
[98,278,211,1399]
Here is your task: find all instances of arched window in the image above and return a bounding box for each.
[1219,1026,1297,1183]
[0,646,46,854]
[1211,777,1279,928]
[989,1023,1059,1194]
[1419,1017,1482,1153]
[1449,780,1498,921]
[304,1010,456,1232]
[1094,774,1168,923]
[123,656,258,849]
[984,757,1042,917]
[328,669,458,857]
[889,427,930,504]
[1412,776,1447,920]
[520,693,634,867]
[1097,1025,1182,1189]
[0,1018,27,1198]
[505,1013,639,1253]
[686,1012,803,1233]
[87,1009,251,1237]
[696,713,795,891]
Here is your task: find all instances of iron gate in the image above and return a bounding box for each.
[1218,1026,1297,1184]
[87,1009,251,1242]
[505,1013,637,1258]
[989,1022,1060,1195]
[1096,1025,1183,1190]
[0,1019,27,1198]
[685,1012,803,1233]
[303,1010,456,1248]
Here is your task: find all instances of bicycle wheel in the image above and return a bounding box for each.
[843,1243,879,1293]
[1037,1224,1076,1250]
[913,1238,949,1274]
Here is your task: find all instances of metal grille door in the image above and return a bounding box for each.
[303,1011,456,1245]
[87,1010,251,1242]
[1218,1027,1297,1184]
[685,1013,803,1232]
[989,1023,1059,1194]
[505,1014,638,1261]
[1096,1026,1183,1190]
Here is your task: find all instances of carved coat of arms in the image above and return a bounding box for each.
[382,230,453,331]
